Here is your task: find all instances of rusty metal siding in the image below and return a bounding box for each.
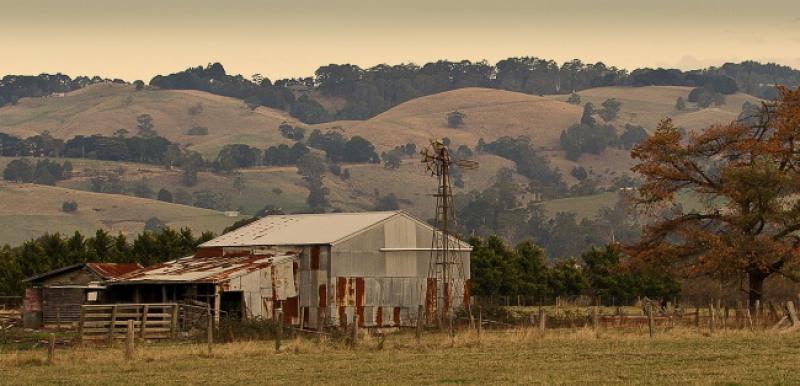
[324,216,471,328]
[296,245,330,329]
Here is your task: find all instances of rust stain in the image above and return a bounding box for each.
[355,277,365,307]
[336,277,347,306]
[193,247,223,258]
[283,297,298,324]
[357,306,365,327]
[375,307,383,327]
[425,278,437,322]
[112,249,300,283]
[310,246,320,270]
[318,284,327,308]
[393,307,401,326]
[86,263,142,279]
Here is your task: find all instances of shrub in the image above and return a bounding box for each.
[157,188,173,203]
[186,126,209,136]
[62,201,78,213]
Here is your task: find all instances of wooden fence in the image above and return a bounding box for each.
[78,304,179,343]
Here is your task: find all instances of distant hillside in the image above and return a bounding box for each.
[560,86,762,131]
[0,83,768,245]
[0,83,301,158]
[314,87,581,150]
[0,181,244,246]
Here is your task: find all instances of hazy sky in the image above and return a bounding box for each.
[2,0,799,81]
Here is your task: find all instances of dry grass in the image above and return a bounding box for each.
[319,87,581,151]
[1,327,798,385]
[0,83,297,159]
[0,181,244,245]
[0,84,763,242]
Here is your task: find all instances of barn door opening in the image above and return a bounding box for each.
[220,291,244,320]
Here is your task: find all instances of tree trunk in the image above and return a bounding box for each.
[748,270,768,310]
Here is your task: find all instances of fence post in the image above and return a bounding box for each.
[108,305,118,346]
[646,305,655,338]
[275,311,283,353]
[140,305,149,341]
[207,310,213,356]
[469,306,475,331]
[416,304,423,346]
[171,305,179,339]
[723,305,729,329]
[754,300,761,329]
[317,308,325,336]
[47,333,55,364]
[350,312,358,349]
[708,302,716,334]
[786,301,799,327]
[694,307,700,329]
[77,306,86,345]
[476,307,483,342]
[592,306,599,331]
[448,313,455,346]
[56,307,61,333]
[125,320,135,360]
[745,308,753,331]
[299,307,305,330]
[538,308,546,332]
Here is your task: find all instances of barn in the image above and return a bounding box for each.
[107,211,471,328]
[22,263,143,328]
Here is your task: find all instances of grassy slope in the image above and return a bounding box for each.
[3,329,799,385]
[0,83,298,159]
[0,181,244,246]
[0,84,756,242]
[316,87,582,150]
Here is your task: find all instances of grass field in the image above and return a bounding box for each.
[0,84,753,244]
[0,181,244,245]
[2,328,798,385]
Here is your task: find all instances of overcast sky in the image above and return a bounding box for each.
[2,0,799,81]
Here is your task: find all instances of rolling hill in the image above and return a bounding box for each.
[0,181,245,246]
[0,83,762,245]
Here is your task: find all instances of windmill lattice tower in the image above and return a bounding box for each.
[420,140,478,323]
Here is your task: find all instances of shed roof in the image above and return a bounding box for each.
[200,211,403,247]
[109,252,297,284]
[23,263,143,283]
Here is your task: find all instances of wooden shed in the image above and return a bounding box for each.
[22,263,142,328]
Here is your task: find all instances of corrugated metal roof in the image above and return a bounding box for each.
[109,252,297,284]
[86,263,143,279]
[23,263,143,283]
[200,211,402,247]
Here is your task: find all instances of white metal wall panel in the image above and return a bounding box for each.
[384,251,417,277]
[384,216,416,248]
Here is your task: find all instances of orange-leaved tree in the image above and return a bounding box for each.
[627,86,800,306]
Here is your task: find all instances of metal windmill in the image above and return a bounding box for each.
[420,139,478,323]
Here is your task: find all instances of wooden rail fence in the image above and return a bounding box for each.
[78,304,179,343]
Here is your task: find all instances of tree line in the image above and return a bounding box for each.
[0,224,678,306]
[148,60,796,124]
[469,236,679,305]
[3,60,797,124]
[0,74,123,108]
[0,228,213,296]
